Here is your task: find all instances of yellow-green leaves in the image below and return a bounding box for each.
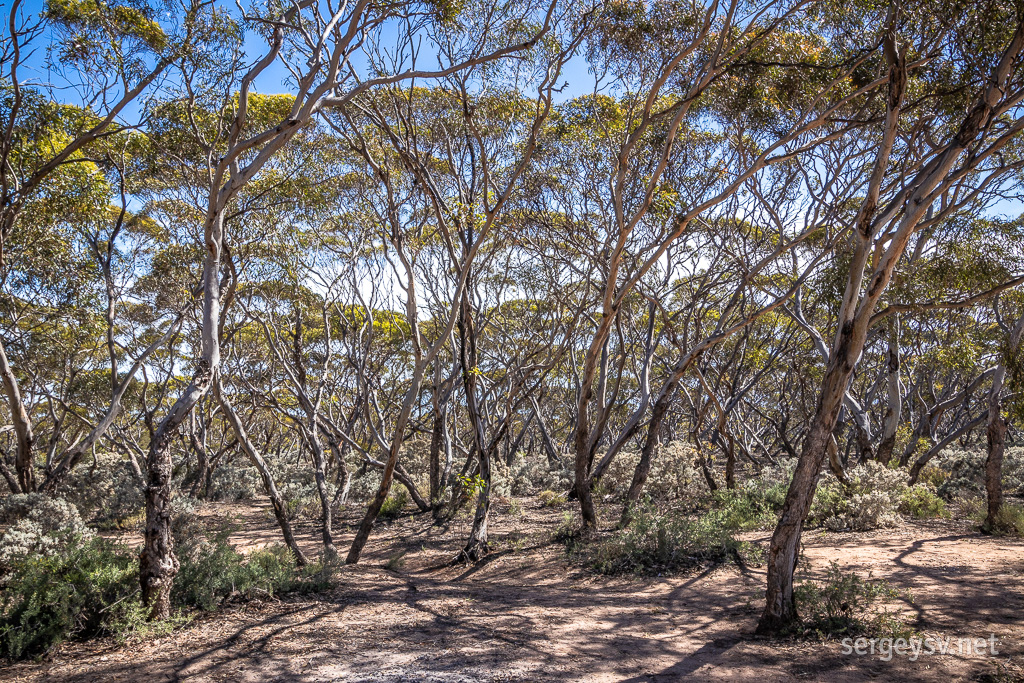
[44,0,168,53]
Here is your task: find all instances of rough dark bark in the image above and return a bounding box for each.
[984,401,1007,531]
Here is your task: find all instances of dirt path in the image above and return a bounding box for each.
[3,502,1023,682]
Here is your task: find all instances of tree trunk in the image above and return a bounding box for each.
[984,399,1007,532]
[305,426,336,557]
[215,379,308,565]
[141,205,224,620]
[429,408,446,507]
[876,317,902,464]
[621,389,672,526]
[0,338,34,492]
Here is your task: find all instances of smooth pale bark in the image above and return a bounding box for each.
[0,337,34,492]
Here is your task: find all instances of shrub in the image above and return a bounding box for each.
[601,441,708,504]
[714,461,794,529]
[984,502,1024,536]
[916,464,949,490]
[0,536,161,660]
[932,447,1024,500]
[173,521,332,611]
[347,469,383,503]
[809,462,907,531]
[571,501,756,575]
[793,561,909,639]
[379,487,409,519]
[278,465,337,521]
[58,452,144,529]
[899,485,949,519]
[538,489,566,507]
[502,455,571,496]
[0,495,93,571]
[207,465,261,502]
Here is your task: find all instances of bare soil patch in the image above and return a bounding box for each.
[2,501,1023,682]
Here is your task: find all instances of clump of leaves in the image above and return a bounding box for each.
[899,485,950,519]
[379,488,410,519]
[0,535,177,660]
[792,561,910,639]
[538,489,566,507]
[567,501,758,575]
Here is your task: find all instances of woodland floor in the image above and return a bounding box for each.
[2,499,1024,682]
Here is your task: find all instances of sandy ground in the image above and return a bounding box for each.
[2,500,1023,682]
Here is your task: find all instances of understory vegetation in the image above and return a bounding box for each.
[2,0,1024,666]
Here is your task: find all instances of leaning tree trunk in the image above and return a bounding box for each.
[621,388,673,526]
[215,379,308,565]
[0,338,34,492]
[757,360,850,633]
[346,361,426,564]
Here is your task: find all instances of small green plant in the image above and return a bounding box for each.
[899,485,950,519]
[508,498,522,517]
[569,502,756,575]
[379,488,410,519]
[793,561,909,639]
[553,510,580,544]
[384,549,408,571]
[457,473,487,496]
[538,489,566,507]
[916,464,949,490]
[984,502,1024,535]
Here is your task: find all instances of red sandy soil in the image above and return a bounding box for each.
[2,500,1023,682]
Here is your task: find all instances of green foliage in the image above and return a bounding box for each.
[984,502,1024,536]
[569,501,757,575]
[0,536,170,660]
[44,0,168,52]
[714,466,792,530]
[538,489,566,507]
[173,523,330,612]
[899,485,950,519]
[379,488,410,519]
[793,562,909,640]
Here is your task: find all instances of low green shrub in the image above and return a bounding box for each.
[379,487,409,519]
[0,535,168,660]
[538,489,566,507]
[569,502,758,575]
[984,501,1024,535]
[793,561,909,639]
[899,485,949,519]
[173,527,330,611]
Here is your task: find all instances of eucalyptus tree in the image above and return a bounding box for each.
[136,0,571,617]
[0,0,204,494]
[327,7,587,562]
[562,0,906,528]
[759,2,1024,633]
